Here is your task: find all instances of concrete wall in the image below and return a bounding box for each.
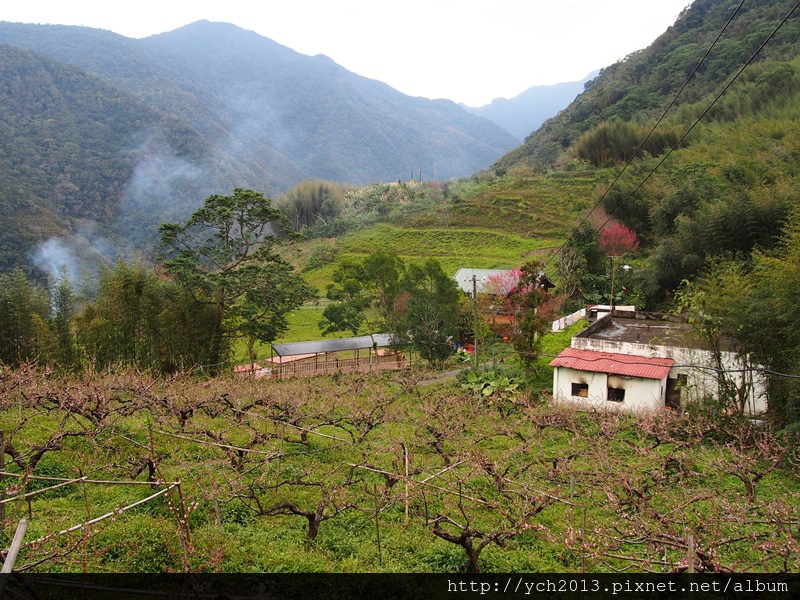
[570,337,767,415]
[552,366,667,413]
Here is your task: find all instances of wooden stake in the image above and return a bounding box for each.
[403,443,410,530]
[0,430,4,524]
[373,484,382,567]
[176,482,191,572]
[581,505,587,572]
[81,469,91,574]
[1,519,28,574]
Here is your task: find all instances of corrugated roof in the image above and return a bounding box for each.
[271,334,395,357]
[453,268,513,294]
[550,347,674,380]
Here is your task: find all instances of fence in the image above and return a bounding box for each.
[552,308,586,332]
[270,353,406,379]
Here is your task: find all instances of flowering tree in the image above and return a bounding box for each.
[599,222,639,256]
[482,269,524,297]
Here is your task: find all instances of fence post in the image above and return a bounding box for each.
[372,483,382,567]
[581,505,587,572]
[1,519,28,574]
[0,430,4,524]
[403,443,410,530]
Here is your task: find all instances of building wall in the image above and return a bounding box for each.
[571,337,767,414]
[552,366,667,413]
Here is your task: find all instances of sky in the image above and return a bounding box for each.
[3,1,692,107]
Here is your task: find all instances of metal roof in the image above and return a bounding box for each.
[453,268,517,295]
[550,347,674,380]
[271,334,395,357]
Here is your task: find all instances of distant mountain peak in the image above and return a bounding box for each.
[0,20,517,272]
[463,72,599,142]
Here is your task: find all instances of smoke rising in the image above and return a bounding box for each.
[32,238,80,283]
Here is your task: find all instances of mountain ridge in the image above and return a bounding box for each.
[462,71,600,141]
[0,19,519,273]
[494,0,800,171]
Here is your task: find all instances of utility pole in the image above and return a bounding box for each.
[0,430,4,524]
[609,256,618,311]
[472,275,479,368]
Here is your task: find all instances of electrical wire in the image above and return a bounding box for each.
[543,0,800,271]
[588,0,800,242]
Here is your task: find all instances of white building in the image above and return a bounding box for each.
[550,312,767,415]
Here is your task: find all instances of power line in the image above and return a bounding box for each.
[589,0,800,240]
[544,0,799,271]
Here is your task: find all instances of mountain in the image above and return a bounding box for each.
[462,72,599,142]
[494,0,800,172]
[480,0,800,306]
[0,43,207,273]
[0,20,518,274]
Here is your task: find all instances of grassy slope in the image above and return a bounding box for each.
[298,170,603,284]
[241,170,603,363]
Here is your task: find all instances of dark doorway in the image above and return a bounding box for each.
[666,374,687,409]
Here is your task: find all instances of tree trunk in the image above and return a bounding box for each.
[306,515,320,540]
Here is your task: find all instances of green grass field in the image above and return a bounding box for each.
[3,365,797,573]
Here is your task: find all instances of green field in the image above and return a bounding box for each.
[2,364,797,573]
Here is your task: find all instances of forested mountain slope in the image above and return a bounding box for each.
[480,0,800,310]
[0,44,219,271]
[0,20,516,273]
[495,0,800,171]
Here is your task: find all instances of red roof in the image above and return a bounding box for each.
[550,347,673,380]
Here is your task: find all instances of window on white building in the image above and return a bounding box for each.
[607,387,625,402]
[571,383,589,397]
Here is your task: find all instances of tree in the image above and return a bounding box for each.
[674,260,761,416]
[278,180,347,231]
[0,269,51,366]
[507,262,552,373]
[158,189,315,371]
[320,249,406,338]
[49,266,77,369]
[74,260,219,372]
[401,259,461,364]
[676,207,800,427]
[599,222,640,257]
[554,247,583,303]
[321,252,460,363]
[482,269,523,298]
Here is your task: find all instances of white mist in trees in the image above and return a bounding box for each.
[32,238,81,284]
[158,188,315,372]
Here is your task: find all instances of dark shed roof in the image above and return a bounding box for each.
[271,334,395,357]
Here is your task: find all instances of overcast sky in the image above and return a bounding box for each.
[3,1,691,106]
